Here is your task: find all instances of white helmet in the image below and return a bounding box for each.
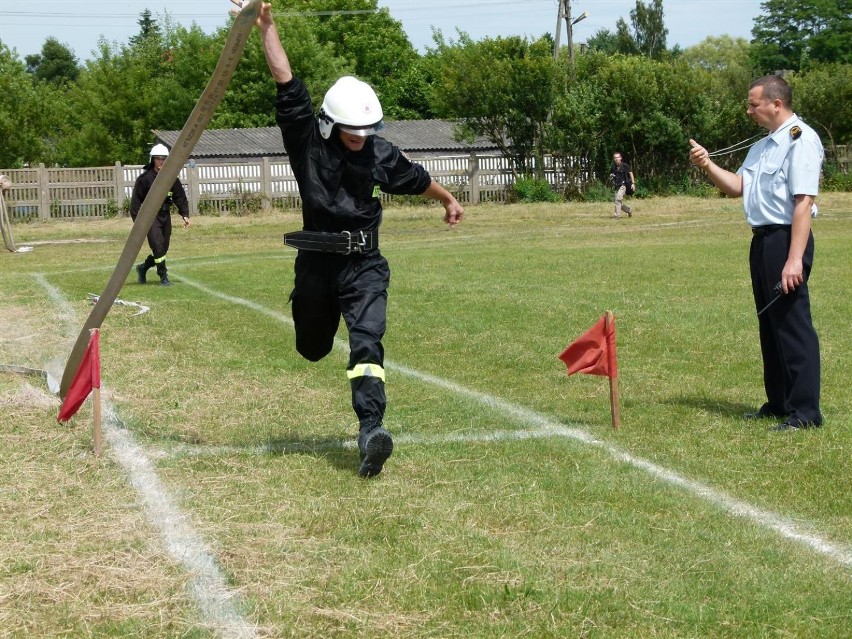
[150,143,170,160]
[318,76,384,140]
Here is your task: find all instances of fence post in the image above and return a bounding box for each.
[38,163,50,220]
[468,152,480,205]
[261,157,272,211]
[187,162,200,215]
[835,144,848,174]
[114,162,125,213]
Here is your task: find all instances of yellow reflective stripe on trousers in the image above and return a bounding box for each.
[154,255,166,264]
[346,363,386,382]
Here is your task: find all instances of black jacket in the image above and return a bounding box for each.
[275,77,432,233]
[611,161,632,189]
[130,165,189,220]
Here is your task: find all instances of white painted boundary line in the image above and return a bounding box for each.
[103,407,258,639]
[35,274,258,639]
[38,215,732,278]
[178,274,852,572]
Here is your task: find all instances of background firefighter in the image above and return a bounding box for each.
[130,143,190,286]
[244,0,464,477]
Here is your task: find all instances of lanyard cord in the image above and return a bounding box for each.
[707,133,765,157]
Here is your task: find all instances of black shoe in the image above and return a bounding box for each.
[744,406,785,420]
[159,275,172,286]
[770,418,822,432]
[358,426,393,478]
[135,263,147,284]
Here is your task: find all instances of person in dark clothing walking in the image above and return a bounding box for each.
[243,0,463,477]
[610,152,635,219]
[130,143,190,286]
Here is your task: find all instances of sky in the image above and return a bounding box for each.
[0,0,765,62]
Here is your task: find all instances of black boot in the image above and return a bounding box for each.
[135,256,155,284]
[157,260,171,286]
[358,423,393,478]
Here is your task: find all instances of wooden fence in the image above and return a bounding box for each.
[0,153,586,221]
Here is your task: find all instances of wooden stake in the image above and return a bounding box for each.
[0,184,17,252]
[93,384,102,457]
[90,328,103,457]
[605,311,621,429]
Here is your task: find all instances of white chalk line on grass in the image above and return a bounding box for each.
[34,274,258,639]
[37,216,728,279]
[103,407,258,639]
[177,274,852,572]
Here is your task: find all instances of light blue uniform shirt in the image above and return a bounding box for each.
[737,114,824,227]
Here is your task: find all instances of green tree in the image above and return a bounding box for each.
[595,0,669,58]
[629,0,669,59]
[550,52,741,189]
[585,28,621,55]
[750,0,852,72]
[788,63,852,152]
[548,76,607,192]
[301,0,425,118]
[373,57,436,120]
[56,32,174,165]
[428,34,558,177]
[25,38,80,86]
[614,18,640,56]
[129,9,162,47]
[217,13,350,128]
[682,36,754,110]
[0,44,60,167]
[682,36,751,73]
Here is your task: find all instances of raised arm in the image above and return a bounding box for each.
[232,0,292,83]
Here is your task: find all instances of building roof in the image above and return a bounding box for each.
[153,120,500,159]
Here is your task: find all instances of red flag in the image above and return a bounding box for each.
[58,329,101,422]
[558,314,618,378]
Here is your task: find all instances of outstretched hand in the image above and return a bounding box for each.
[444,200,464,228]
[689,139,711,169]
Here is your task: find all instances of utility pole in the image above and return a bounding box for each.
[553,0,564,60]
[554,1,589,73]
[563,1,589,80]
[564,0,575,76]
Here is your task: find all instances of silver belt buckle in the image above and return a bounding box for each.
[344,230,368,254]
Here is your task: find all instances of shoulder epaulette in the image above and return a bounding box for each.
[790,126,802,140]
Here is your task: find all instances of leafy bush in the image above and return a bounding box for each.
[512,176,561,203]
[567,180,612,202]
[105,198,119,219]
[822,163,852,192]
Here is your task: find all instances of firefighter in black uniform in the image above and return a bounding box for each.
[130,143,190,286]
[246,0,464,477]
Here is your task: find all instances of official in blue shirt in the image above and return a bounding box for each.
[689,75,824,431]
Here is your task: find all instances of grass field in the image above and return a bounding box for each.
[1,194,850,638]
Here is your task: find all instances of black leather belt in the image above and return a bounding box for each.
[283,229,378,254]
[752,224,790,236]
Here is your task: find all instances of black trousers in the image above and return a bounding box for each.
[289,250,389,430]
[749,228,822,424]
[131,211,172,275]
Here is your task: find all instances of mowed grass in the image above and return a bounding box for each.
[1,194,850,638]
